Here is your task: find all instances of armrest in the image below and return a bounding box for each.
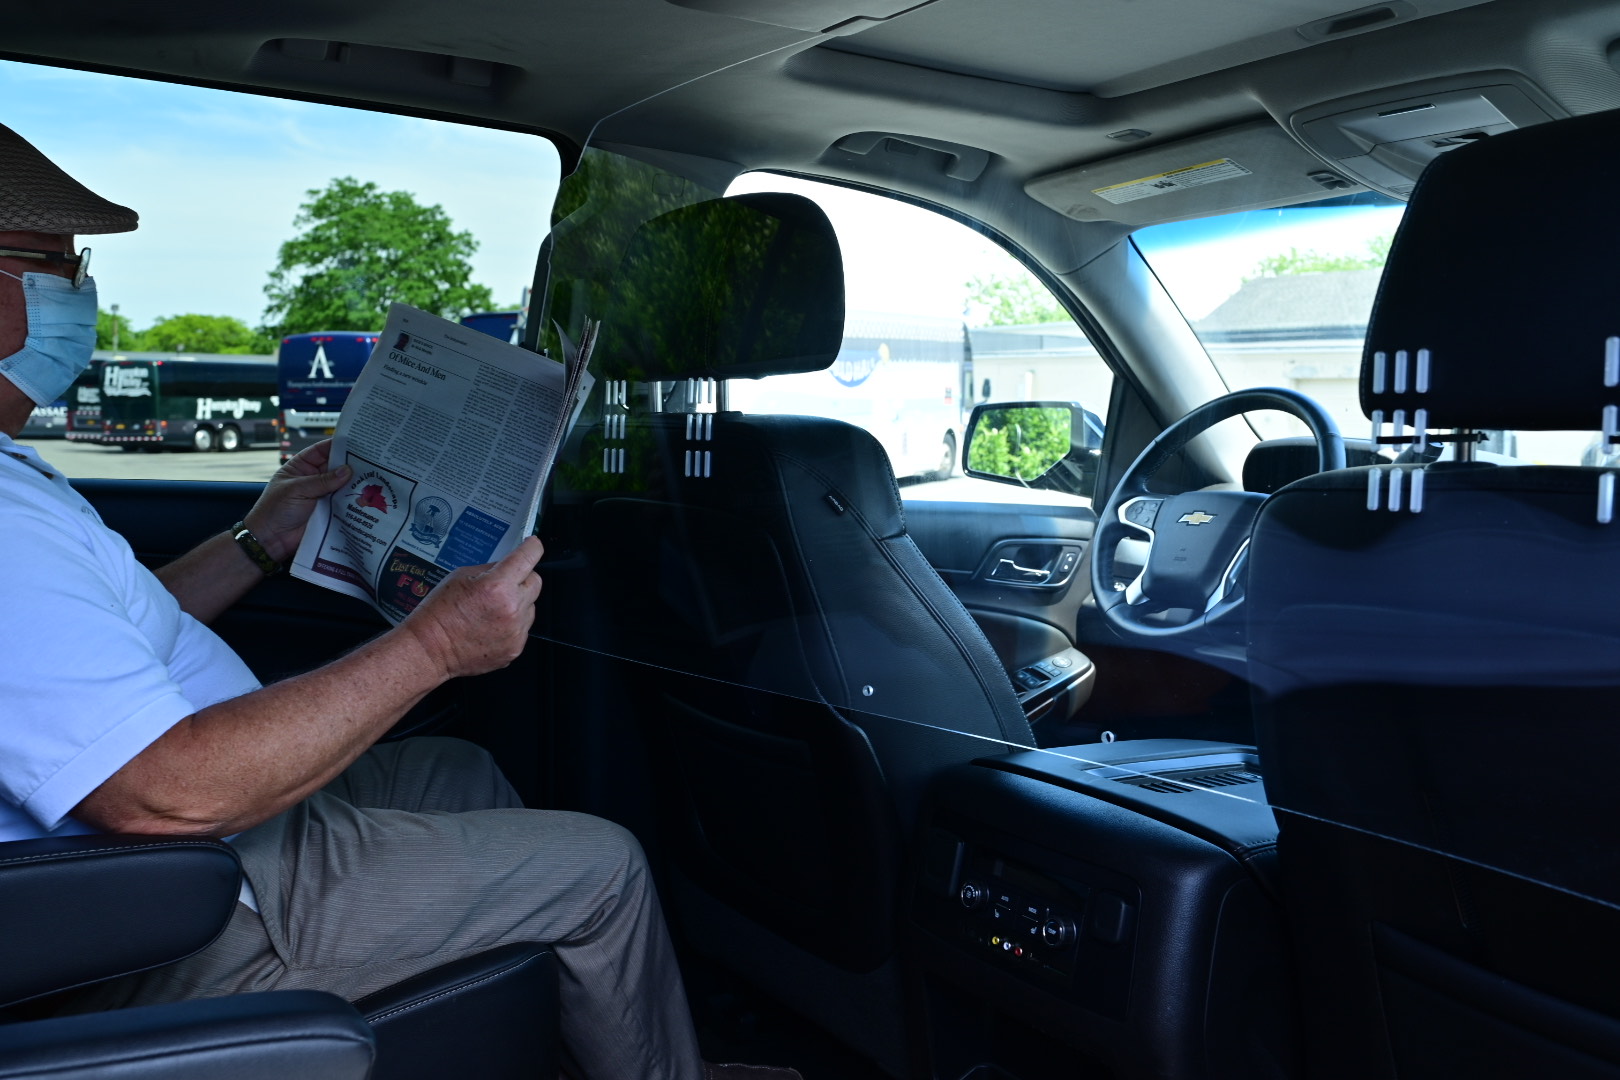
[0,990,374,1080]
[0,835,241,1009]
[356,943,558,1080]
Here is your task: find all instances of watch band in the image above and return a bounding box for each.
[230,520,283,576]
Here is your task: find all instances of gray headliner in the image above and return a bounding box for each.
[6,0,1620,232]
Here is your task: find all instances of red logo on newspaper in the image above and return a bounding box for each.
[356,484,390,513]
[342,468,401,523]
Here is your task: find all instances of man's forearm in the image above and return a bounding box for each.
[72,624,446,837]
[79,536,542,839]
[156,443,348,624]
[155,524,280,624]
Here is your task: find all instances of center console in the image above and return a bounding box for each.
[907,740,1296,1080]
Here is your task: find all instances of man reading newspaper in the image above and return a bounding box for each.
[0,121,798,1080]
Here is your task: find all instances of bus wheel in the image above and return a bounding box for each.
[218,425,242,452]
[120,444,140,453]
[932,432,956,480]
[192,426,214,452]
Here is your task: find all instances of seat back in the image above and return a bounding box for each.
[562,192,1033,1067]
[1247,109,1620,1079]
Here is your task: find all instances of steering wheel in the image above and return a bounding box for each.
[1090,387,1345,644]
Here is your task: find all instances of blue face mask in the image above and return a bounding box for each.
[0,270,97,407]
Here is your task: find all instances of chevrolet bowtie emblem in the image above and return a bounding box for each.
[1178,511,1217,526]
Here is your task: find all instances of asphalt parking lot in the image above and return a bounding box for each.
[17,440,1085,509]
[15,439,283,483]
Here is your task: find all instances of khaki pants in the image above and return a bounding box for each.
[71,737,704,1080]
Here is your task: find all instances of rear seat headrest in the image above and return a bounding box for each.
[592,192,845,382]
[1362,107,1620,432]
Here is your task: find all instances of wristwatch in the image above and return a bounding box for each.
[230,520,283,576]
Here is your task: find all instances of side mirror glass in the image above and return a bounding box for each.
[963,401,1103,497]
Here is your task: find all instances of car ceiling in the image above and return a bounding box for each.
[7,0,1620,230]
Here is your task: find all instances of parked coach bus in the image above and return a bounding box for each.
[727,310,968,480]
[459,310,523,344]
[277,331,378,461]
[63,359,106,442]
[97,354,279,451]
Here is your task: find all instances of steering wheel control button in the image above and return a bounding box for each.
[1122,498,1161,529]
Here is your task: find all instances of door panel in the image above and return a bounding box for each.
[906,498,1094,660]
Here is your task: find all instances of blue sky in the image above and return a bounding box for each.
[1136,201,1407,319]
[1,60,560,330]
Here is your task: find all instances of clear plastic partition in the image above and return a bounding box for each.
[540,67,1620,958]
[534,82,1115,872]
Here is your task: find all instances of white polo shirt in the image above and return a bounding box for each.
[0,434,260,842]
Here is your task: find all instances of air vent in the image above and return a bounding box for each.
[1113,766,1262,795]
[1084,752,1261,792]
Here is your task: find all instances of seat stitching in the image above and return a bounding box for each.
[361,952,545,1025]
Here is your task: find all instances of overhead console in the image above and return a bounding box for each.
[1290,73,1564,198]
[908,740,1294,1080]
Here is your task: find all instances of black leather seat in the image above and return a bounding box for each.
[0,833,559,1080]
[566,192,1034,1074]
[1246,108,1620,1079]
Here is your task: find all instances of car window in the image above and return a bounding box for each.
[1136,196,1593,464]
[726,173,1114,508]
[5,60,559,481]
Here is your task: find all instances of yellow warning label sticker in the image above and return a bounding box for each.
[1092,158,1252,205]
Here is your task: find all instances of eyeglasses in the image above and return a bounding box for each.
[0,246,92,289]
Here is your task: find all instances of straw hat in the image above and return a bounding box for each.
[0,122,137,235]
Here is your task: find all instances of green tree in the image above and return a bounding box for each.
[263,177,495,336]
[96,308,135,351]
[1249,234,1393,279]
[140,313,275,354]
[965,271,1068,327]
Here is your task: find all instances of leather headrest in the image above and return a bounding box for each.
[592,192,845,381]
[1362,107,1620,431]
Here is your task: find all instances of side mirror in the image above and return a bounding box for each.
[963,401,1103,498]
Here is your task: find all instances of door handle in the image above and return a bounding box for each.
[991,558,1052,583]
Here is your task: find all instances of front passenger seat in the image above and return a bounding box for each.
[573,192,1035,1074]
[1246,107,1620,1079]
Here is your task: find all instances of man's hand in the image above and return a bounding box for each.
[242,439,351,564]
[396,536,544,680]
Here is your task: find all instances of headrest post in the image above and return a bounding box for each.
[1453,429,1477,463]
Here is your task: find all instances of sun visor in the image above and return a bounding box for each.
[1025,121,1356,227]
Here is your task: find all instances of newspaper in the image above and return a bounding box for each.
[291,303,594,623]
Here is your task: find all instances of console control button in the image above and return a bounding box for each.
[959,881,987,909]
[1042,915,1078,948]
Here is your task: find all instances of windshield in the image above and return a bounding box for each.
[1135,195,1596,465]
